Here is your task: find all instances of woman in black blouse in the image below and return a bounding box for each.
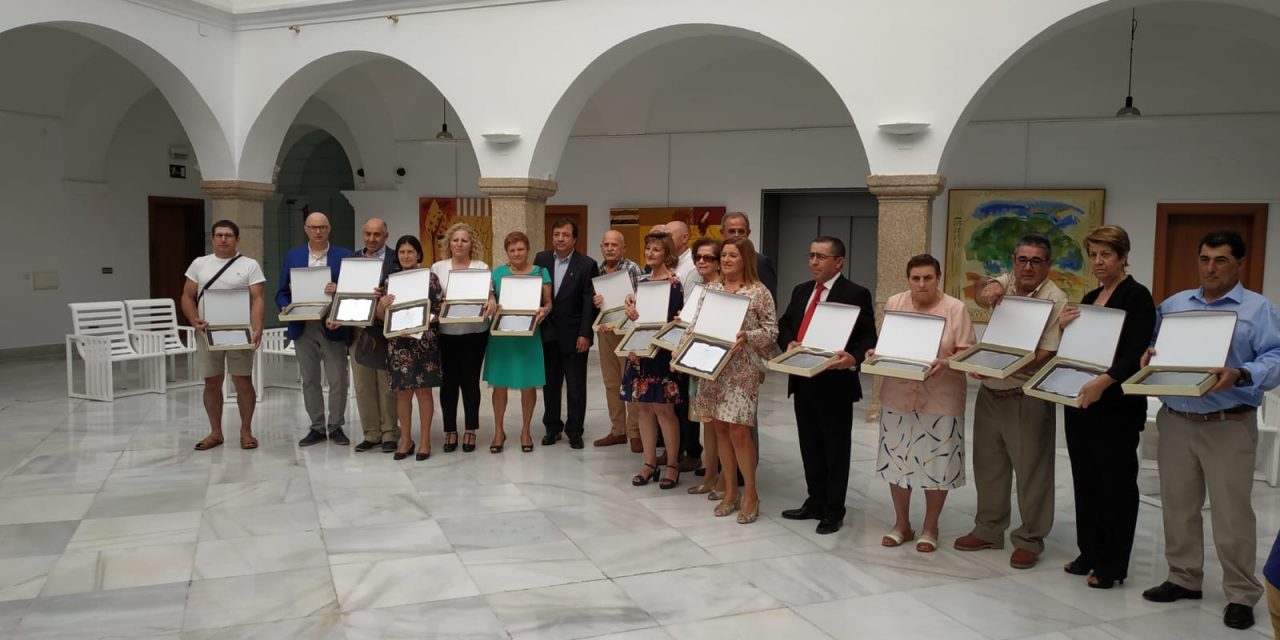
[1058,225,1156,589]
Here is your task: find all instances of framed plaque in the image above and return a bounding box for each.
[592,269,635,332]
[671,289,749,380]
[383,268,436,338]
[204,288,253,351]
[614,279,672,359]
[278,266,332,321]
[950,296,1055,378]
[1122,310,1236,397]
[491,274,543,337]
[768,302,861,378]
[440,268,491,324]
[330,258,383,327]
[653,282,705,352]
[862,311,945,381]
[1023,305,1125,406]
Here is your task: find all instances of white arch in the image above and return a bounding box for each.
[0,2,235,178]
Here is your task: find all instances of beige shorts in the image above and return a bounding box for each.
[197,333,254,378]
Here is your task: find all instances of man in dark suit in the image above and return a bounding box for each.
[721,212,778,301]
[276,211,354,447]
[534,218,600,449]
[350,217,400,453]
[776,236,877,534]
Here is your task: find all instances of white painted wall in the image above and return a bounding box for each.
[0,92,207,350]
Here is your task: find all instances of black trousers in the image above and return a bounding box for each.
[1064,403,1141,580]
[793,380,854,520]
[438,332,488,433]
[542,343,588,438]
[675,373,702,458]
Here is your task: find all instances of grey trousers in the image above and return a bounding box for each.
[971,386,1056,553]
[295,321,349,433]
[1157,406,1261,606]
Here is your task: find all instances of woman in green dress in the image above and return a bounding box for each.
[484,230,552,453]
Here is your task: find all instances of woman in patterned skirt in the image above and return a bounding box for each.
[376,235,443,461]
[621,231,684,489]
[872,254,975,551]
[689,237,778,524]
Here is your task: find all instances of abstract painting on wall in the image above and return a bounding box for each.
[945,189,1105,322]
[608,207,726,264]
[419,197,494,266]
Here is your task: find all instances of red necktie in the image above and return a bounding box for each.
[796,282,825,342]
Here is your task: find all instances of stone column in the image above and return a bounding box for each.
[477,177,558,258]
[201,180,274,263]
[864,174,946,422]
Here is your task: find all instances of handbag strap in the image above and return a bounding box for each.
[197,254,241,303]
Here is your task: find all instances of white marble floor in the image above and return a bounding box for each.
[1,351,1276,639]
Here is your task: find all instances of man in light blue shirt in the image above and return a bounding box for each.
[1141,230,1280,631]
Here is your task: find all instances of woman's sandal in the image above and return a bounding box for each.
[916,533,938,553]
[489,436,505,454]
[1086,573,1123,589]
[462,430,477,453]
[632,463,658,486]
[443,432,458,453]
[658,467,680,490]
[194,435,223,451]
[881,528,916,547]
[520,435,534,453]
[714,495,742,517]
[736,499,759,524]
[688,478,717,495]
[1063,557,1092,576]
[240,434,259,450]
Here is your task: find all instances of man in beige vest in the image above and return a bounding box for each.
[351,218,399,452]
[954,233,1067,570]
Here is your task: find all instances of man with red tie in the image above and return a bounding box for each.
[776,236,877,534]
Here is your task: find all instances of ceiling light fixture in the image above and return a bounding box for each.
[1116,9,1141,117]
[435,97,454,140]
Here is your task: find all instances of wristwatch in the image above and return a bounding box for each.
[1235,367,1252,387]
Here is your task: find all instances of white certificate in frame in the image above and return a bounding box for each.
[1122,310,1236,396]
[768,302,861,377]
[1024,305,1125,406]
[593,269,634,331]
[440,268,491,324]
[863,311,947,381]
[672,289,750,380]
[279,266,332,321]
[331,258,384,327]
[383,268,436,338]
[204,288,254,351]
[491,274,543,337]
[950,296,1055,378]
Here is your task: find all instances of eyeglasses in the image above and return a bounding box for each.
[1015,257,1048,267]
[694,254,719,263]
[305,224,330,231]
[808,252,836,261]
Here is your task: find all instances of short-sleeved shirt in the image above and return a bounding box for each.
[880,292,976,417]
[185,253,266,317]
[982,273,1068,390]
[431,259,490,336]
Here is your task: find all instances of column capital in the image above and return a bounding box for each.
[200,180,275,202]
[477,177,558,200]
[866,174,945,199]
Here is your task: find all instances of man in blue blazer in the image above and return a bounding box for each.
[276,211,354,447]
[534,218,599,449]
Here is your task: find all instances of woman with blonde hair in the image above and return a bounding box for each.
[430,222,491,453]
[689,237,777,524]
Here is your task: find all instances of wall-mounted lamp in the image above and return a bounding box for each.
[287,25,301,34]
[481,133,521,144]
[877,122,930,136]
[387,15,400,24]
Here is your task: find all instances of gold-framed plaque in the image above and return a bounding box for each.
[614,279,671,359]
[204,288,254,351]
[382,268,436,338]
[278,266,331,321]
[330,258,384,327]
[1122,310,1236,397]
[439,268,491,324]
[1023,305,1125,406]
[592,269,634,332]
[949,296,1055,378]
[862,311,945,381]
[491,274,543,337]
[767,302,861,378]
[671,289,749,381]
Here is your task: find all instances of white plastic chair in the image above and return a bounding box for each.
[66,302,167,401]
[124,298,199,388]
[1257,391,1280,487]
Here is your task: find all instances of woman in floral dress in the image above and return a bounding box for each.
[689,237,778,524]
[621,231,684,489]
[376,235,443,461]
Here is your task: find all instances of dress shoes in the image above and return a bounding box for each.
[328,428,350,445]
[1141,581,1203,603]
[569,436,585,449]
[297,430,327,447]
[815,518,842,535]
[594,433,627,447]
[541,433,562,446]
[953,533,1003,551]
[1223,603,1254,630]
[780,506,823,521]
[354,440,378,452]
[1009,548,1039,569]
[629,437,643,453]
[677,455,701,473]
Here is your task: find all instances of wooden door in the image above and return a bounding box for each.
[148,196,206,311]
[545,205,588,252]
[1152,203,1267,301]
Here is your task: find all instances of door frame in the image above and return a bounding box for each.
[1152,202,1267,301]
[147,195,206,305]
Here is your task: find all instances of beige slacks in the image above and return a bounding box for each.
[350,338,398,444]
[971,386,1056,554]
[1156,406,1261,606]
[596,329,639,439]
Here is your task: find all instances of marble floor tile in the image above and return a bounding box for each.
[315,492,432,529]
[309,468,416,497]
[417,493,538,519]
[1100,606,1274,639]
[203,478,313,509]
[198,501,321,540]
[795,591,988,640]
[0,599,30,636]
[486,579,656,640]
[341,596,508,640]
[17,582,189,640]
[0,555,57,601]
[7,452,122,476]
[0,521,80,559]
[179,611,347,640]
[192,530,328,579]
[730,551,892,606]
[0,494,95,525]
[331,552,480,612]
[65,511,202,552]
[39,543,195,596]
[615,565,781,625]
[84,482,209,519]
[324,519,453,566]
[183,567,337,631]
[0,470,111,498]
[544,501,669,542]
[437,510,568,552]
[460,540,605,594]
[576,528,715,578]
[1008,568,1200,623]
[677,517,822,563]
[914,575,1105,640]
[663,607,831,640]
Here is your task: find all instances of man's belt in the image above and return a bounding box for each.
[986,386,1024,399]
[1167,404,1256,423]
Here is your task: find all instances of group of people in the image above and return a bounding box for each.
[181,212,1279,631]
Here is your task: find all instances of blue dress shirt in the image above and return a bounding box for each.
[1156,282,1280,413]
[553,252,572,298]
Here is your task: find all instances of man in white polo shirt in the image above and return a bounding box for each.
[180,219,266,451]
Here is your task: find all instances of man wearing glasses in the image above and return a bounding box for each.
[276,212,355,447]
[721,212,778,301]
[953,233,1066,569]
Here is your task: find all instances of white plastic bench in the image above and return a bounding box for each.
[1258,390,1280,487]
[66,302,167,401]
[124,298,199,388]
